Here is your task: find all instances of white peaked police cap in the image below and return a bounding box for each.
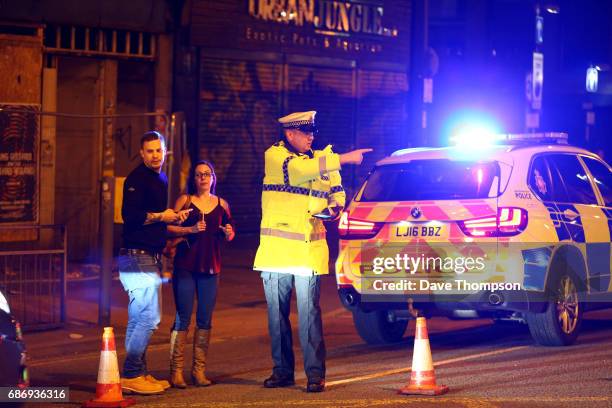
[277,111,317,129]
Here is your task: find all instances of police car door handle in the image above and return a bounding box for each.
[563,209,579,220]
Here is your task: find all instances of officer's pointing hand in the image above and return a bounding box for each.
[339,148,373,165]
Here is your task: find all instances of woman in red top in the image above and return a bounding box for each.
[167,160,235,388]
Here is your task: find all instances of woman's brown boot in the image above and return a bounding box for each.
[192,328,212,386]
[169,330,188,388]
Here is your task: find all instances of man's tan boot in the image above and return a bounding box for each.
[145,375,171,390]
[121,375,165,395]
[169,330,188,388]
[192,328,212,386]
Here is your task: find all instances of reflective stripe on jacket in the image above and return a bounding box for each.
[254,141,346,275]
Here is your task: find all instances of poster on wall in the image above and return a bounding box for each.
[0,104,39,224]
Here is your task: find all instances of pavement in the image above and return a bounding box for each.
[23,232,264,364]
[23,230,341,363]
[17,231,612,408]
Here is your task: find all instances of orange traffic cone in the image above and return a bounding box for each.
[399,317,449,396]
[83,327,136,408]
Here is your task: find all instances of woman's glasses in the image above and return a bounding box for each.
[195,172,212,179]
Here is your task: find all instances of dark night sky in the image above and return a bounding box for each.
[426,0,612,152]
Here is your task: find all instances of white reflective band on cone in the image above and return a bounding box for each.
[412,339,434,371]
[97,350,120,384]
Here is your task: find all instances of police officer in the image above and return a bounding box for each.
[254,111,371,392]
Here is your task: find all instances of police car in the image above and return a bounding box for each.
[336,132,612,346]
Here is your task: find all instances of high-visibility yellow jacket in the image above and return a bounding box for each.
[254,141,346,275]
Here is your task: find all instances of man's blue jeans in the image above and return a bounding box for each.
[261,272,326,382]
[118,252,162,379]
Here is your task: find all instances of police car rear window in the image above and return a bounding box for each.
[359,160,500,202]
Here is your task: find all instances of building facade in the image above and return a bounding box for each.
[175,0,413,232]
[0,0,176,261]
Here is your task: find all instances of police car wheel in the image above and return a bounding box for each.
[352,310,408,345]
[525,273,583,346]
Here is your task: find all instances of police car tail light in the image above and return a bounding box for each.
[338,211,383,240]
[458,207,527,237]
[336,269,353,286]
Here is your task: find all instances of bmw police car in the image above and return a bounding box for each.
[336,132,612,346]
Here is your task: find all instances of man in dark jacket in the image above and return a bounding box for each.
[118,131,190,395]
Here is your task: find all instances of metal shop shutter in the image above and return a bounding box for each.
[356,69,409,184]
[285,64,358,195]
[198,57,282,232]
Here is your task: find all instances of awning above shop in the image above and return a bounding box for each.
[0,0,173,33]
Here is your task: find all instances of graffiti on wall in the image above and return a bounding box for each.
[199,60,279,184]
[114,125,141,163]
[198,59,409,231]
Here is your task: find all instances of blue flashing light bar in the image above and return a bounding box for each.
[495,132,568,145]
[449,124,499,149]
[450,132,568,147]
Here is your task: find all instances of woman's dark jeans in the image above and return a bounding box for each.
[172,268,219,331]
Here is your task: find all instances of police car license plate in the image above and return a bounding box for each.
[393,223,448,240]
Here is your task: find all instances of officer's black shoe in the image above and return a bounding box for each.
[306,379,325,393]
[263,373,295,388]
